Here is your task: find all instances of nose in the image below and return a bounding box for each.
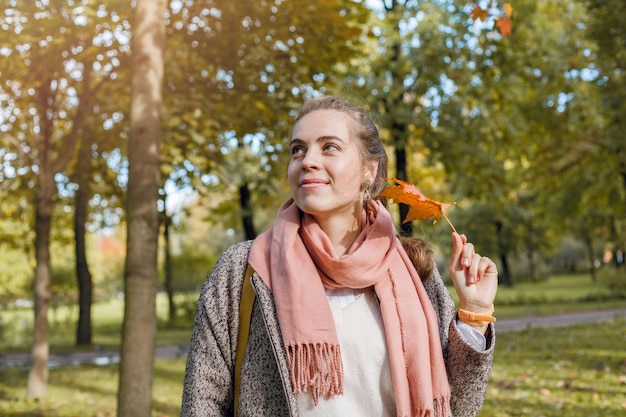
[301,150,319,170]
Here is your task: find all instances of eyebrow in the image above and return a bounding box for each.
[289,135,346,145]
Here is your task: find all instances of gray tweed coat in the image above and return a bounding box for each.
[181,240,495,417]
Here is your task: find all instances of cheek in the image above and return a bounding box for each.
[287,162,298,186]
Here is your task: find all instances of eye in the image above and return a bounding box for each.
[323,143,340,152]
[290,145,305,158]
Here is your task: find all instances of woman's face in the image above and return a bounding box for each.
[288,109,376,223]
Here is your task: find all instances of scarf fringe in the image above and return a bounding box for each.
[287,343,344,405]
[434,394,451,417]
[423,395,451,417]
[402,394,451,417]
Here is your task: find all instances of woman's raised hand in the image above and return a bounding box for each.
[448,232,498,316]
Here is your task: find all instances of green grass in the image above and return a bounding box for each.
[0,358,186,416]
[1,318,624,416]
[0,296,193,354]
[447,273,624,319]
[495,273,613,303]
[0,271,624,416]
[479,316,626,417]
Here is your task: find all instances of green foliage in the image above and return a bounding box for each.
[0,312,32,351]
[597,266,626,298]
[161,0,371,239]
[0,0,624,301]
[165,247,217,293]
[0,247,31,302]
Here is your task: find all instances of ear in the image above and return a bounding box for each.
[364,159,378,185]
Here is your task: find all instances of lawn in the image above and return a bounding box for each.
[0,272,624,415]
[0,358,186,416]
[1,317,624,416]
[450,273,624,318]
[480,316,626,417]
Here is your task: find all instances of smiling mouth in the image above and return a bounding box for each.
[300,179,328,188]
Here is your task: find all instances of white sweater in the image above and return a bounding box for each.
[297,288,397,416]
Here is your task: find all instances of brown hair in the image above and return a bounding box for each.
[399,236,434,282]
[295,95,388,199]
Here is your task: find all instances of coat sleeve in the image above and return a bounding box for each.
[424,265,495,417]
[180,241,252,417]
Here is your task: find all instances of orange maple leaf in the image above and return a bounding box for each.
[496,16,512,36]
[380,178,457,232]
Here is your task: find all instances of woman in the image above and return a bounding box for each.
[181,95,498,417]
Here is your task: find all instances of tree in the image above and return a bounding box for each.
[344,0,486,236]
[421,0,601,285]
[73,127,94,345]
[151,0,372,315]
[116,0,165,415]
[0,1,126,397]
[585,0,626,264]
[1,1,133,395]
[162,0,370,239]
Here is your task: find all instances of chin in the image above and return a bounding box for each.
[295,203,324,216]
[296,200,359,220]
[293,199,326,216]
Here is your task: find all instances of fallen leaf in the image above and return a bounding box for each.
[381,178,457,232]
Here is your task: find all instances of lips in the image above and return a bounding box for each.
[300,178,328,188]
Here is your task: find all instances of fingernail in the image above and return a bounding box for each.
[468,275,476,284]
[462,257,470,267]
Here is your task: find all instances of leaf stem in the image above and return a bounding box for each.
[442,213,458,234]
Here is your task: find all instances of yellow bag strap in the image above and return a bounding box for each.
[234,264,256,415]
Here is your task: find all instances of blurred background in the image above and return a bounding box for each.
[1,0,624,416]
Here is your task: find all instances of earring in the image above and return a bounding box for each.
[363,179,371,201]
[363,179,372,224]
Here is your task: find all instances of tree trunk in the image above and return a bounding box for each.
[387,12,413,237]
[75,137,93,346]
[609,216,621,267]
[117,0,166,415]
[394,132,412,236]
[27,174,55,399]
[239,182,256,240]
[163,208,176,322]
[26,78,57,399]
[495,221,512,287]
[582,231,597,282]
[526,249,536,282]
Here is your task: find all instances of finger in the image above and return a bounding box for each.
[467,253,481,284]
[449,232,464,269]
[477,257,497,280]
[460,242,475,270]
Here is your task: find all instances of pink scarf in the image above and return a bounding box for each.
[248,199,450,417]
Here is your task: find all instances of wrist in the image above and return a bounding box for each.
[457,304,496,327]
[459,302,494,316]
